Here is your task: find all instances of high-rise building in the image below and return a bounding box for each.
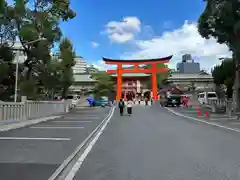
[177,54,200,73]
[73,56,87,74]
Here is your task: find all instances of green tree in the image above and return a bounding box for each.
[212,58,235,98]
[0,44,16,100]
[39,57,61,99]
[197,0,240,107]
[1,0,76,98]
[5,0,75,78]
[58,38,76,98]
[144,63,169,89]
[85,64,99,74]
[91,71,114,98]
[0,1,16,46]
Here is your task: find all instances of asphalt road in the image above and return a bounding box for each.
[74,105,240,180]
[0,106,110,180]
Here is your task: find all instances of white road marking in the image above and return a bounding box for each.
[63,116,99,119]
[209,117,237,121]
[0,137,70,141]
[64,107,115,180]
[165,107,240,133]
[30,127,84,129]
[52,121,92,123]
[230,122,240,125]
[210,114,233,117]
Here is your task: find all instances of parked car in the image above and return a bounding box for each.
[87,96,110,107]
[66,95,81,107]
[197,92,217,104]
[160,91,181,107]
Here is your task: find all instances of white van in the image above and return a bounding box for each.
[198,92,218,104]
[66,94,81,107]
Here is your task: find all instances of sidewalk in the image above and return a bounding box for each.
[165,106,240,133]
[0,99,89,132]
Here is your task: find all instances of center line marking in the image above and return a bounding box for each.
[63,117,99,119]
[0,137,70,141]
[52,121,92,123]
[30,127,84,129]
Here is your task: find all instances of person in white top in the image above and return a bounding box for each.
[127,99,133,116]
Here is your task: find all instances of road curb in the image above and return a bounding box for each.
[0,115,61,132]
[165,107,240,133]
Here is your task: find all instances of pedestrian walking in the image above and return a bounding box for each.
[145,97,148,106]
[127,99,133,116]
[118,99,125,116]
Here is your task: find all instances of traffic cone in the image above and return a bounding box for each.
[196,108,202,117]
[205,111,209,119]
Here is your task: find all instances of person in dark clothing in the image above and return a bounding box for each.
[118,99,125,116]
[145,97,148,106]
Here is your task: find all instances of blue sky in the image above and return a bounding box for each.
[8,0,231,71]
[61,0,205,65]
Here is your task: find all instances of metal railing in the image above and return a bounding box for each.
[0,100,72,122]
[207,99,227,106]
[205,99,228,113]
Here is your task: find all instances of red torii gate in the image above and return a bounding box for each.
[103,55,172,101]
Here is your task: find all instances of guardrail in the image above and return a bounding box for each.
[0,100,72,122]
[205,99,229,113]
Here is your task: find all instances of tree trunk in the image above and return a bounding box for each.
[233,50,240,112]
[226,84,233,99]
[26,66,32,80]
[235,69,240,111]
[62,87,68,99]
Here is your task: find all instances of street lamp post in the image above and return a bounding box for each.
[14,38,46,102]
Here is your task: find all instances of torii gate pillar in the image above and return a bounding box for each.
[116,64,123,100]
[151,64,158,100]
[102,56,172,100]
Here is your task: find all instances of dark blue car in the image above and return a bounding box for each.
[87,96,109,107]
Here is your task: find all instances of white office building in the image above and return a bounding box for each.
[73,56,87,74]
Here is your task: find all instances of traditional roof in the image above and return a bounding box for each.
[111,73,151,77]
[168,72,213,80]
[102,55,173,64]
[159,87,183,94]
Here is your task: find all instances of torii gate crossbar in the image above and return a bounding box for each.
[102,56,172,100]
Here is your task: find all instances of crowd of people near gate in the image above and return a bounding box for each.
[118,92,154,116]
[121,92,154,106]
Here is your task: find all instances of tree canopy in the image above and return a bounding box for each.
[212,58,235,98]
[91,71,114,98]
[0,44,16,100]
[198,0,239,103]
[198,0,240,52]
[58,38,76,98]
[0,0,77,101]
[144,63,170,89]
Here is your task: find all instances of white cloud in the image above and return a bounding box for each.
[121,20,232,72]
[98,19,231,71]
[91,60,116,71]
[91,41,99,48]
[104,16,141,43]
